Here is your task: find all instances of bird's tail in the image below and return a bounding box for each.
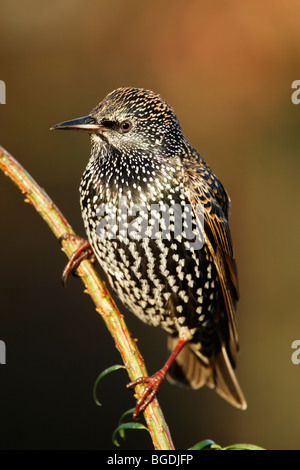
[166,335,247,410]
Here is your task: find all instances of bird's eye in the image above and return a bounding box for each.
[119,121,132,133]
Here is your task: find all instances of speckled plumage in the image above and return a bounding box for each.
[53,87,246,411]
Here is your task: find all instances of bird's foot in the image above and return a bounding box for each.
[126,369,166,419]
[126,337,188,418]
[59,234,96,286]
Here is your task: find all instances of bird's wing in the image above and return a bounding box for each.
[183,159,239,361]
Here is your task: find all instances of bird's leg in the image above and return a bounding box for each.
[126,336,188,419]
[59,234,96,286]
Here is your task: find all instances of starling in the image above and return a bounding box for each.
[51,87,247,417]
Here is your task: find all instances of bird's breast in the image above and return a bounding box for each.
[79,151,219,335]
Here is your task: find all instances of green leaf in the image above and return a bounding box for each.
[189,439,222,450]
[117,408,136,439]
[189,440,264,451]
[112,422,149,447]
[223,443,265,450]
[93,364,125,406]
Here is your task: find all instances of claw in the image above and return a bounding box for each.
[126,370,165,419]
[59,234,96,286]
[126,337,188,418]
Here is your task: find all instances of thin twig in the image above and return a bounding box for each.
[0,145,175,450]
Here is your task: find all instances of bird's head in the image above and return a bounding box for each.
[51,87,184,157]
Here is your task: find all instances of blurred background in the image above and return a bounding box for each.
[0,0,299,450]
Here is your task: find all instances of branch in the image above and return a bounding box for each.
[0,145,175,451]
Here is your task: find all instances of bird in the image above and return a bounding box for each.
[51,87,247,417]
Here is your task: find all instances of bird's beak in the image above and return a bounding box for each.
[50,115,103,132]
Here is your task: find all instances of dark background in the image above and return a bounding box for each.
[0,0,299,450]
